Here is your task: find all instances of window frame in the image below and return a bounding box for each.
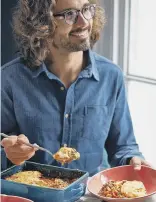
[119,0,156,85]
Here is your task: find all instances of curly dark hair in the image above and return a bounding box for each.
[12,0,105,68]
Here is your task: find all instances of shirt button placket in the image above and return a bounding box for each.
[60,86,65,91]
[65,114,69,119]
[62,86,74,147]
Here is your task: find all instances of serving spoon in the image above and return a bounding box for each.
[0,133,80,165]
[0,133,63,159]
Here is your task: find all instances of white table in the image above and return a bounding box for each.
[78,190,156,202]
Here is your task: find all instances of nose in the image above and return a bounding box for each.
[76,12,88,26]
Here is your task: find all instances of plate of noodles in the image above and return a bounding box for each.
[87,165,156,202]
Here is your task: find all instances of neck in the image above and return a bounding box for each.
[46,48,87,88]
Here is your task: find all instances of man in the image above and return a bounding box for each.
[1,0,150,175]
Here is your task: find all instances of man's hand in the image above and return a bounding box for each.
[130,156,152,170]
[1,134,36,165]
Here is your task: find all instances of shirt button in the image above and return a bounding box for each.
[65,114,69,118]
[60,87,65,91]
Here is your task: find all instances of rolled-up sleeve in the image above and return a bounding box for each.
[105,71,144,167]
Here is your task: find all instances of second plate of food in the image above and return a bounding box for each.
[87,165,156,202]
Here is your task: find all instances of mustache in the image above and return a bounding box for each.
[70,27,89,34]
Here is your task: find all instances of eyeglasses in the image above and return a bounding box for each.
[53,4,96,25]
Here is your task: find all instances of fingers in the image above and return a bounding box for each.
[1,136,18,148]
[130,156,152,170]
[5,143,35,154]
[17,134,36,153]
[4,146,35,158]
[130,156,142,170]
[5,150,35,165]
[0,134,30,148]
[1,134,36,165]
[17,134,30,144]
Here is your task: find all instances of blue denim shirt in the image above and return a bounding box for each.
[1,50,143,175]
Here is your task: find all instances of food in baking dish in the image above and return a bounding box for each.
[5,171,77,189]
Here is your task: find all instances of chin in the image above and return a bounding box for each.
[72,45,91,52]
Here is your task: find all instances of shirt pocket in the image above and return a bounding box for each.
[82,105,109,140]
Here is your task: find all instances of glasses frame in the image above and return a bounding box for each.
[53,4,97,25]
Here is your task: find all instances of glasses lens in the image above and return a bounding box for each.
[65,10,77,25]
[83,4,96,20]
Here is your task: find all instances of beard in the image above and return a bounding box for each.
[53,28,93,52]
[59,37,91,52]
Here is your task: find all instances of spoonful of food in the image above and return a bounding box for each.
[0,133,80,165]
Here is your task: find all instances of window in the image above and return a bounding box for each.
[129,0,156,80]
[127,0,156,166]
[128,81,156,165]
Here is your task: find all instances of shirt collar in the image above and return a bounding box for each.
[31,64,45,78]
[30,49,99,81]
[31,62,58,80]
[88,49,100,81]
[79,50,99,81]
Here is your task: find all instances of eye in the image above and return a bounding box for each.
[84,5,96,17]
[83,6,90,12]
[66,10,76,17]
[65,10,77,22]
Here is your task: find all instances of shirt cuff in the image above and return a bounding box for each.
[122,153,145,166]
[1,147,8,171]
